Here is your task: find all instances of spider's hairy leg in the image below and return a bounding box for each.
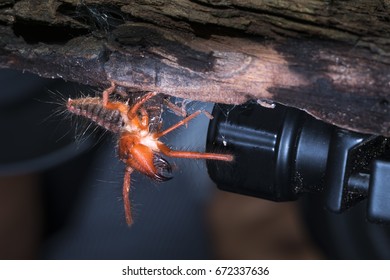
[139,107,149,129]
[123,167,134,226]
[163,98,187,117]
[102,81,116,106]
[154,109,234,161]
[127,92,158,120]
[157,142,234,162]
[154,110,203,138]
[97,81,132,118]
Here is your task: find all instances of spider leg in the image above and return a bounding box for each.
[123,167,134,226]
[127,92,158,120]
[139,107,149,129]
[163,98,187,118]
[155,110,203,138]
[102,81,116,106]
[157,142,234,161]
[154,110,232,161]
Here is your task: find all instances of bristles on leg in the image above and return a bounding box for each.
[123,167,134,226]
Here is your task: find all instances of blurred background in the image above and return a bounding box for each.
[2,68,380,260]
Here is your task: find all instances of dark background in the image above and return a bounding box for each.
[0,68,324,259]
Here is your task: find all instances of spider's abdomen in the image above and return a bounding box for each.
[67,97,124,133]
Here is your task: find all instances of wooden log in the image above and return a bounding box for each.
[0,0,389,136]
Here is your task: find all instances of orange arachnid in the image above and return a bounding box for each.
[67,82,234,225]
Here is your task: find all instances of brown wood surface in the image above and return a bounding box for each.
[0,0,389,136]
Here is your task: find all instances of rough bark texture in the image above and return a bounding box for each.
[0,0,389,136]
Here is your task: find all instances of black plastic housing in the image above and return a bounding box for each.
[206,103,390,223]
[206,103,330,200]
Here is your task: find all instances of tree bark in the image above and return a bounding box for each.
[0,0,389,136]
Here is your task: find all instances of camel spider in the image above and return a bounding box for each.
[67,83,233,225]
